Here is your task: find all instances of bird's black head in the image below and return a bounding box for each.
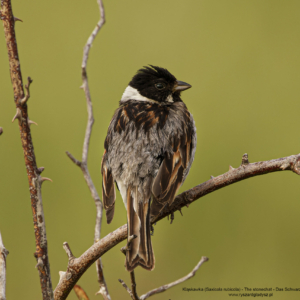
[125,65,191,104]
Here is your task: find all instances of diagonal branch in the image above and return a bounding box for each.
[140,256,208,299]
[0,232,9,300]
[151,152,300,224]
[65,1,109,299]
[54,153,300,300]
[1,1,53,299]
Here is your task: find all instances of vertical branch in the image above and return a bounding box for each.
[66,0,110,299]
[1,1,53,299]
[129,272,140,300]
[119,236,140,300]
[0,233,9,300]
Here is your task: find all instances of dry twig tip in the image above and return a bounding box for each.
[28,119,38,126]
[41,177,53,183]
[13,16,23,22]
[241,153,249,165]
[63,242,75,260]
[20,77,33,106]
[11,108,22,124]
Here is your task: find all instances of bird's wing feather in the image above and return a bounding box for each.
[101,150,116,224]
[152,128,193,214]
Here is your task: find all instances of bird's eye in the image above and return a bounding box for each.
[155,83,166,90]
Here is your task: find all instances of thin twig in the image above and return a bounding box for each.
[118,279,135,300]
[130,272,140,300]
[63,242,75,261]
[20,76,33,106]
[0,232,9,300]
[119,236,140,300]
[65,0,109,299]
[1,1,53,299]
[66,151,81,167]
[140,256,209,300]
[54,153,300,299]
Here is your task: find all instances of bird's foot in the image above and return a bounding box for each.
[120,234,137,255]
[150,224,155,236]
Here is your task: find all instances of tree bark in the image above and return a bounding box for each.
[1,1,53,299]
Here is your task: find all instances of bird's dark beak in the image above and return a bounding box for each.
[173,80,192,92]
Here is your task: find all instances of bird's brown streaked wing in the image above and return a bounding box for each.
[151,133,192,215]
[101,150,116,224]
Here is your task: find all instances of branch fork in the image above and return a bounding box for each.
[11,107,23,124]
[63,242,75,262]
[20,76,33,106]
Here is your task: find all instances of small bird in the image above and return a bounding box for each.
[101,65,196,271]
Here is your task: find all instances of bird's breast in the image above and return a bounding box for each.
[114,100,171,134]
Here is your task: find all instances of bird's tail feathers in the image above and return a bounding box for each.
[126,186,155,271]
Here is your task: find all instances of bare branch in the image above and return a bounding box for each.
[129,272,140,300]
[0,232,9,300]
[140,256,209,300]
[1,1,53,299]
[20,76,33,106]
[118,279,135,300]
[11,108,22,124]
[41,177,53,183]
[95,258,109,299]
[120,235,140,299]
[152,153,300,223]
[81,0,106,75]
[54,153,300,299]
[13,16,22,22]
[63,242,75,261]
[65,0,109,299]
[37,167,45,174]
[66,151,82,167]
[58,272,66,286]
[241,153,249,165]
[28,119,38,126]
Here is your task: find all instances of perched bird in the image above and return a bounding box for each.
[101,65,196,271]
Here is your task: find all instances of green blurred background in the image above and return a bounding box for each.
[1,0,300,299]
